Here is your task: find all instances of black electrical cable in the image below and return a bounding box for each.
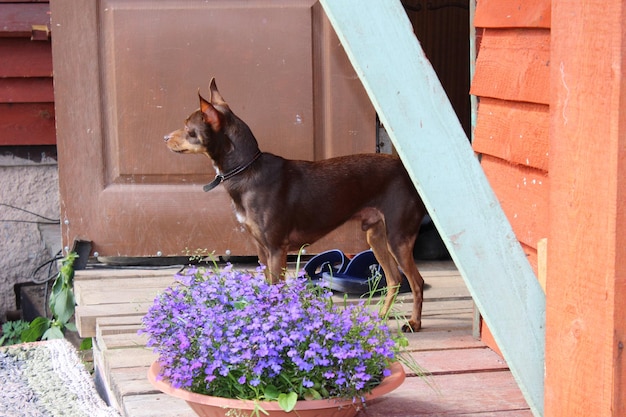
[0,203,60,225]
[30,251,63,285]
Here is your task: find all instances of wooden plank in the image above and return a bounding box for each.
[521,243,538,274]
[123,393,193,417]
[74,267,180,280]
[0,102,55,145]
[76,278,468,306]
[99,331,147,351]
[474,0,551,29]
[97,315,143,330]
[473,98,549,171]
[75,266,466,304]
[319,2,545,415]
[0,38,52,76]
[480,155,548,250]
[0,77,53,103]
[75,276,174,305]
[76,304,148,337]
[470,28,550,105]
[547,0,626,415]
[109,366,158,398]
[404,329,486,351]
[0,3,50,37]
[98,323,142,337]
[359,371,530,416]
[407,347,509,375]
[104,347,156,370]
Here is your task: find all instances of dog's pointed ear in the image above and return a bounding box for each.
[208,78,228,107]
[199,91,223,132]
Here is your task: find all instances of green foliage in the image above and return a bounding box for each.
[277,392,298,412]
[20,252,89,348]
[0,320,30,346]
[79,336,93,351]
[21,316,50,342]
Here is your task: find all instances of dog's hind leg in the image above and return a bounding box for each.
[388,234,424,332]
[366,222,404,321]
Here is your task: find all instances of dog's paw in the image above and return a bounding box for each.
[401,320,422,333]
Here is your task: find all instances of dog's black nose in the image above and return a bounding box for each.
[163,134,170,142]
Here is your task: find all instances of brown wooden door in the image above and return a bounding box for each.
[51,0,375,258]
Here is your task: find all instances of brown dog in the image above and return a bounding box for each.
[164,78,427,331]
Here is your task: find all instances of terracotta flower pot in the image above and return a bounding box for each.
[148,361,405,417]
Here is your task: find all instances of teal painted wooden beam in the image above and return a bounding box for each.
[319,1,546,416]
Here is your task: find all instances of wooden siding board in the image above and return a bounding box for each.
[0,38,53,77]
[0,77,54,102]
[0,4,54,146]
[319,2,545,415]
[0,2,50,37]
[480,155,548,250]
[474,0,551,29]
[0,102,55,145]
[470,28,550,104]
[473,98,549,171]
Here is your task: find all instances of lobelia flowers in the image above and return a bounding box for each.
[141,263,409,413]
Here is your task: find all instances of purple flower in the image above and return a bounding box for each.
[140,265,401,403]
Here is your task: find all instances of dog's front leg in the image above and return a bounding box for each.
[266,247,289,283]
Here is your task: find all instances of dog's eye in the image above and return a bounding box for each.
[188,130,197,138]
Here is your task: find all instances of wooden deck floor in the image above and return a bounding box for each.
[74,260,532,417]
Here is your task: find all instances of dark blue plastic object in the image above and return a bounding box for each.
[319,249,411,295]
[303,249,347,280]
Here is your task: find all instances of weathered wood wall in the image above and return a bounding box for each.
[470,0,550,353]
[0,1,54,146]
[547,0,626,415]
[473,1,626,415]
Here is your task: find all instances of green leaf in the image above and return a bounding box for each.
[1,320,31,345]
[277,392,298,412]
[51,274,64,296]
[79,337,93,351]
[42,326,65,340]
[263,385,280,400]
[64,322,78,333]
[303,388,322,401]
[21,317,51,342]
[51,289,75,324]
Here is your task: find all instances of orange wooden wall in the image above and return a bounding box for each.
[473,1,626,415]
[470,0,550,353]
[547,0,626,415]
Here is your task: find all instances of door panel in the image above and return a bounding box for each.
[52,0,374,258]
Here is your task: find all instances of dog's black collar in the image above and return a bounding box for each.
[203,151,262,192]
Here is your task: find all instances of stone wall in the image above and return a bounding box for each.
[0,151,60,321]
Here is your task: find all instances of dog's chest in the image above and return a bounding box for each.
[231,198,250,227]
[234,207,246,224]
[230,194,265,238]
